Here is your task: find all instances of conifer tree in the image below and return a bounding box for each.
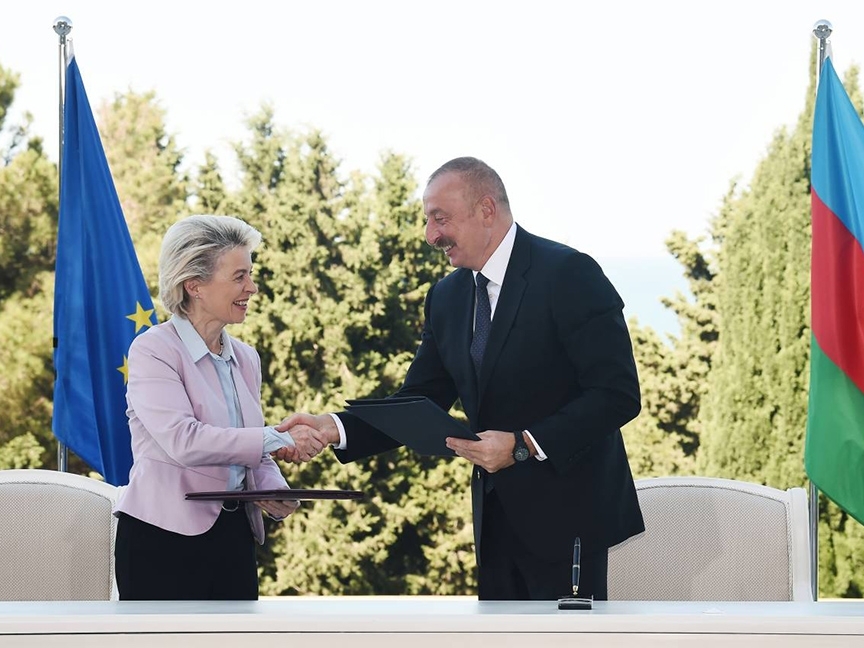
[697,50,864,597]
[623,226,720,477]
[97,90,189,295]
[193,150,228,213]
[0,64,58,468]
[224,113,472,593]
[698,66,815,489]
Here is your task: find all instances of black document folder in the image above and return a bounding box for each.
[345,396,478,456]
[186,489,364,502]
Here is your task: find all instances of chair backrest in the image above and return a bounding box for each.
[608,476,812,601]
[0,469,119,601]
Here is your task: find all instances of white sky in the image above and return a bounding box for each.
[2,1,864,263]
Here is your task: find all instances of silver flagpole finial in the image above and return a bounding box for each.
[812,19,832,41]
[53,16,73,39]
[812,19,833,77]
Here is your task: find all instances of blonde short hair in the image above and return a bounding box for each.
[158,215,262,316]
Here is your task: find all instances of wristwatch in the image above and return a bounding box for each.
[512,430,530,462]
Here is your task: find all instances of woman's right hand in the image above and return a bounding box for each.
[273,413,338,463]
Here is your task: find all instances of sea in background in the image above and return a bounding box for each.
[598,255,691,341]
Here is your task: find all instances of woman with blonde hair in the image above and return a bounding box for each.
[114,214,320,600]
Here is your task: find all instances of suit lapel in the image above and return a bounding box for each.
[477,227,531,395]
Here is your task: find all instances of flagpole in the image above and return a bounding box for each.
[53,15,73,474]
[809,17,833,604]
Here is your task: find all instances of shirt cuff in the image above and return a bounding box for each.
[524,430,547,461]
[329,413,348,450]
[263,426,296,455]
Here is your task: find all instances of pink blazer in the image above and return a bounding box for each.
[114,320,287,544]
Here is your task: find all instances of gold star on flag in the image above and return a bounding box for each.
[117,355,129,384]
[126,302,155,333]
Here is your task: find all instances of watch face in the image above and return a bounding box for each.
[514,446,530,462]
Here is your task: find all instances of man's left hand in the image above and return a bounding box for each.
[446,430,515,473]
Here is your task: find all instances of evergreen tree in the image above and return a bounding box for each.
[622,225,720,478]
[622,320,694,477]
[0,62,58,302]
[97,90,189,296]
[697,49,864,597]
[0,148,58,301]
[0,83,189,473]
[193,150,228,213]
[0,64,58,469]
[219,111,471,592]
[698,75,814,490]
[0,273,55,468]
[0,65,16,132]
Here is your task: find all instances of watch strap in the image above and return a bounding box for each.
[512,430,530,461]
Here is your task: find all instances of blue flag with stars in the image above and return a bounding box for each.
[52,48,156,486]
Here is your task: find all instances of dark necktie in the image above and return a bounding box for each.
[470,273,491,376]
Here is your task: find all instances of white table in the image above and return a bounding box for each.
[1,599,863,647]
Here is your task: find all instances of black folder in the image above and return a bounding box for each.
[185,489,364,502]
[345,396,479,456]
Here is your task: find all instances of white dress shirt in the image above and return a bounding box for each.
[331,222,546,460]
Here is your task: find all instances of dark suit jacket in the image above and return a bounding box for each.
[335,226,644,565]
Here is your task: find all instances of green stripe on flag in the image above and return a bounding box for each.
[805,336,864,525]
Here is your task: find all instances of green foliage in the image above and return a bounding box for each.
[659,229,720,456]
[209,108,467,594]
[261,452,474,596]
[623,46,864,599]
[97,90,189,297]
[0,148,58,301]
[0,64,17,131]
[697,61,815,489]
[0,64,41,163]
[192,150,228,213]
[623,225,720,478]
[622,321,695,477]
[4,46,864,598]
[692,47,864,598]
[0,433,45,470]
[818,497,864,597]
[0,274,54,466]
[0,70,57,471]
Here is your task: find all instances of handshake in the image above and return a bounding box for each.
[272,412,340,464]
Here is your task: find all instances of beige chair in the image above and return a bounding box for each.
[0,468,119,601]
[608,476,812,601]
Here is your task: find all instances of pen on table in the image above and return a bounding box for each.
[572,536,581,597]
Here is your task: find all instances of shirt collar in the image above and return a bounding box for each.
[171,314,234,362]
[474,221,517,286]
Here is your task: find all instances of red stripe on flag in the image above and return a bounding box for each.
[811,189,864,394]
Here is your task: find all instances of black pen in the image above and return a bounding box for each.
[572,537,581,597]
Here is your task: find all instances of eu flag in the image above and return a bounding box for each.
[52,49,156,486]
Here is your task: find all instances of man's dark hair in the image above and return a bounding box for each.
[428,157,510,208]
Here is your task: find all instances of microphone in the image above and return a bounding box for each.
[558,536,593,610]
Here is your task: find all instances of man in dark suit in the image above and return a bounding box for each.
[279,156,644,601]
